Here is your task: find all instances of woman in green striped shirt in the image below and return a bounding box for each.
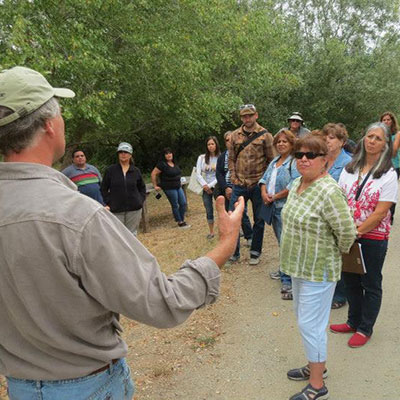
[281,135,356,400]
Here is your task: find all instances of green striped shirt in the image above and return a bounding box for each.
[280,175,356,282]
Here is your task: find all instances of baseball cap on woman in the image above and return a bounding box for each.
[117,142,133,154]
[0,66,75,127]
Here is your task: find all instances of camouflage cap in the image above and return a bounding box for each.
[117,142,133,154]
[239,104,257,116]
[0,66,75,127]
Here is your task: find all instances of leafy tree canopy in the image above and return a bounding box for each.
[1,0,400,171]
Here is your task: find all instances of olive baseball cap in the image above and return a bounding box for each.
[0,66,75,127]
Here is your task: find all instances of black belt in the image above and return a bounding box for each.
[88,359,119,376]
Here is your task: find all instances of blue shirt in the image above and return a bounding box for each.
[259,155,300,209]
[328,149,352,182]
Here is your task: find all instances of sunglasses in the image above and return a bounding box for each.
[239,104,256,111]
[294,152,326,160]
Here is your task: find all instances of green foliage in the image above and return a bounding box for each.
[1,0,400,170]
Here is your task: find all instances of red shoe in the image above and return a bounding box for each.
[330,323,356,334]
[348,332,370,348]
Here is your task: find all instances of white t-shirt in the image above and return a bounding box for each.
[267,164,279,195]
[339,168,398,240]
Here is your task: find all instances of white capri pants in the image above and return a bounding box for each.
[292,277,336,363]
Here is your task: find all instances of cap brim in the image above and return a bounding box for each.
[54,88,75,98]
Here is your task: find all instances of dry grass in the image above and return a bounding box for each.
[139,191,222,274]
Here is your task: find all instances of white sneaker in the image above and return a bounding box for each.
[246,238,252,248]
[249,256,260,265]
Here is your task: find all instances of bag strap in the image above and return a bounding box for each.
[355,170,372,201]
[236,129,268,158]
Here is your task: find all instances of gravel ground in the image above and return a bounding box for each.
[132,220,400,400]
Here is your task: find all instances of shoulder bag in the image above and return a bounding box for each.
[188,163,203,195]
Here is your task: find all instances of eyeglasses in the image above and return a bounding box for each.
[294,152,326,160]
[239,104,256,111]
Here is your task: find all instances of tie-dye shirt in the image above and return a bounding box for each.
[281,175,356,282]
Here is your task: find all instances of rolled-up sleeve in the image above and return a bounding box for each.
[73,208,220,328]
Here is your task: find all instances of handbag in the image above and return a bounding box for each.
[260,202,275,225]
[187,167,203,195]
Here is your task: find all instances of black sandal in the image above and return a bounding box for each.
[281,291,293,300]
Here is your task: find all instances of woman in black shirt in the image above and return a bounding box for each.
[151,148,189,228]
[101,142,146,235]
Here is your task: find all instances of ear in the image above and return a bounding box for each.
[44,118,56,138]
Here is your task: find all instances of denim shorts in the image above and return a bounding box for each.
[7,358,134,400]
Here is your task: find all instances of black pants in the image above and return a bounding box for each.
[344,238,388,336]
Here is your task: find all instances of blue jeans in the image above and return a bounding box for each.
[202,190,214,223]
[6,358,134,400]
[332,273,347,304]
[163,188,186,223]
[272,207,291,286]
[271,207,282,243]
[241,204,253,240]
[343,238,388,336]
[230,184,264,257]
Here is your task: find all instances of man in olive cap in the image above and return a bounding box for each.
[228,104,274,265]
[0,66,244,399]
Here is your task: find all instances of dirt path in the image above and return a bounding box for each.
[132,223,400,399]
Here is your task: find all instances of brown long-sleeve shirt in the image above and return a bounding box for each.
[228,123,274,187]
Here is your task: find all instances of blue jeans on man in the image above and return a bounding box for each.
[164,187,186,223]
[241,205,253,241]
[229,184,264,258]
[224,193,253,243]
[6,358,134,400]
[224,194,252,241]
